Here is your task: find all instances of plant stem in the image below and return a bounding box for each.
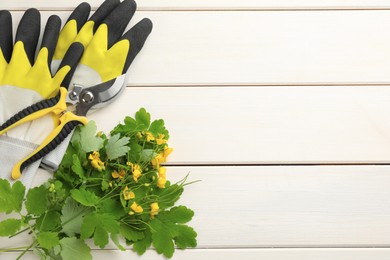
[9,227,30,238]
[0,246,30,252]
[16,240,36,260]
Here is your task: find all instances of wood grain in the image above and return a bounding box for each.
[87,86,390,164]
[2,248,390,260]
[2,0,390,10]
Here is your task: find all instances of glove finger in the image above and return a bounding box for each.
[120,18,153,74]
[0,10,13,63]
[65,2,91,32]
[41,15,61,70]
[103,0,137,49]
[90,0,121,32]
[15,8,41,65]
[57,42,84,88]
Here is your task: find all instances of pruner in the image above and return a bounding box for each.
[0,75,126,179]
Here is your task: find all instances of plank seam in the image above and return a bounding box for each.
[125,83,390,88]
[164,163,390,167]
[6,8,390,12]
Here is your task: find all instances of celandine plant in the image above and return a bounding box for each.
[0,108,197,259]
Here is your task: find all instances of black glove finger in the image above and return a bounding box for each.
[41,15,61,69]
[120,18,153,74]
[103,0,137,49]
[65,2,91,32]
[0,10,13,63]
[15,8,41,65]
[57,42,84,88]
[90,0,120,33]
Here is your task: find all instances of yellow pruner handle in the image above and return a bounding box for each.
[0,88,68,136]
[12,111,88,179]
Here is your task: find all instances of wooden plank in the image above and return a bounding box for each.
[3,166,390,249]
[2,248,390,260]
[88,86,390,164]
[6,11,390,85]
[2,0,390,11]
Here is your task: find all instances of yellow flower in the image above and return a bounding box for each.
[89,151,105,171]
[144,131,155,142]
[133,164,142,182]
[112,169,126,179]
[128,162,142,182]
[151,153,163,168]
[123,186,135,200]
[130,202,143,214]
[157,178,166,189]
[156,134,167,145]
[151,146,173,169]
[137,131,155,142]
[157,167,167,189]
[150,202,159,218]
[158,167,167,178]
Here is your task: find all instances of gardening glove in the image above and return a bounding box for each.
[0,0,121,182]
[42,0,153,171]
[0,9,83,190]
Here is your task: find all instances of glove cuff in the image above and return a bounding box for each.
[0,135,40,191]
[41,133,73,172]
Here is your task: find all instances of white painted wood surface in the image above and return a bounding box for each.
[3,249,390,260]
[3,0,390,10]
[1,0,390,259]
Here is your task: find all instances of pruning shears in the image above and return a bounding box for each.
[0,74,126,179]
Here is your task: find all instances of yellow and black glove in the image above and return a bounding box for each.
[0,9,83,189]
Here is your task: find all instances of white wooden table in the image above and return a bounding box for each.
[1,0,390,259]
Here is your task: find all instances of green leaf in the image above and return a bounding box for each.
[71,154,85,179]
[37,232,60,250]
[111,116,137,135]
[97,199,126,219]
[33,247,48,260]
[60,237,91,260]
[81,213,120,249]
[150,207,197,257]
[94,226,109,248]
[155,184,184,209]
[173,225,197,249]
[140,149,157,162]
[60,143,77,169]
[71,121,104,153]
[105,134,130,160]
[120,224,145,242]
[70,189,100,207]
[133,229,152,255]
[0,179,25,213]
[149,119,169,140]
[61,197,90,236]
[135,108,150,129]
[26,185,48,215]
[0,218,21,236]
[124,116,137,128]
[111,233,125,251]
[150,219,175,258]
[159,206,194,224]
[36,210,61,232]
